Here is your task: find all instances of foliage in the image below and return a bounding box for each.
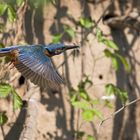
[96,28,130,72]
[0,83,23,109]
[79,17,94,29]
[52,25,76,43]
[16,0,24,7]
[70,76,103,139]
[0,3,16,22]
[105,84,128,105]
[0,83,23,125]
[0,1,132,139]
[0,112,8,125]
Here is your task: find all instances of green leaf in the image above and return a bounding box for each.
[46,0,56,5]
[79,88,89,100]
[16,0,24,6]
[92,109,103,120]
[105,84,128,104]
[74,131,85,139]
[0,83,12,98]
[12,90,23,109]
[116,53,131,72]
[80,91,89,100]
[91,99,100,105]
[0,4,8,16]
[118,90,128,104]
[79,17,94,29]
[7,6,16,22]
[104,49,119,70]
[103,39,119,50]
[64,25,76,39]
[0,112,8,125]
[52,34,62,43]
[0,43,4,48]
[104,49,113,57]
[105,84,115,95]
[96,28,104,42]
[70,94,78,103]
[104,99,113,108]
[87,135,95,140]
[111,56,119,70]
[72,101,90,110]
[82,110,94,121]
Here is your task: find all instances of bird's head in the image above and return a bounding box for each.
[45,43,79,57]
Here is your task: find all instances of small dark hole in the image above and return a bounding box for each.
[99,74,103,80]
[19,76,25,86]
[22,100,28,108]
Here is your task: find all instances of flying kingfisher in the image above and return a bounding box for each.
[0,43,79,89]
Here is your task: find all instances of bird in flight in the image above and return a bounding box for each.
[0,43,79,89]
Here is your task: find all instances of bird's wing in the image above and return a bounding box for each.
[0,46,19,57]
[15,46,63,89]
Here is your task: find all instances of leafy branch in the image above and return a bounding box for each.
[0,83,23,126]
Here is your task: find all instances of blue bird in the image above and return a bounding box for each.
[0,43,78,89]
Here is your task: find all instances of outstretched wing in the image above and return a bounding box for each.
[15,46,63,89]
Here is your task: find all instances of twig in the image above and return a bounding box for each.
[93,0,113,29]
[0,126,5,139]
[97,97,140,134]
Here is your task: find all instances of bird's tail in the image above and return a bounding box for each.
[0,47,15,57]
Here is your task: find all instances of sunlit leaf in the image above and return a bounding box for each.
[7,6,16,22]
[52,34,62,43]
[111,56,119,70]
[105,84,115,95]
[79,88,89,100]
[0,112,8,125]
[46,0,56,5]
[79,17,94,29]
[96,28,104,42]
[70,94,78,103]
[92,109,103,120]
[64,25,76,39]
[12,90,23,109]
[87,135,95,140]
[16,0,24,6]
[118,90,128,104]
[91,99,100,105]
[82,109,94,121]
[104,49,119,70]
[116,53,131,72]
[105,84,128,104]
[104,99,113,108]
[103,39,119,50]
[72,101,90,110]
[80,91,89,100]
[0,83,12,98]
[0,4,8,16]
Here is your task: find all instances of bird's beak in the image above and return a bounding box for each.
[63,45,79,51]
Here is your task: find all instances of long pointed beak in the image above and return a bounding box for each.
[64,45,79,50]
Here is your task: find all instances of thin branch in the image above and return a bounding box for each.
[97,97,140,134]
[0,126,5,139]
[93,0,113,29]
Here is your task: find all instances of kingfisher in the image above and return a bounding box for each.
[0,43,79,89]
